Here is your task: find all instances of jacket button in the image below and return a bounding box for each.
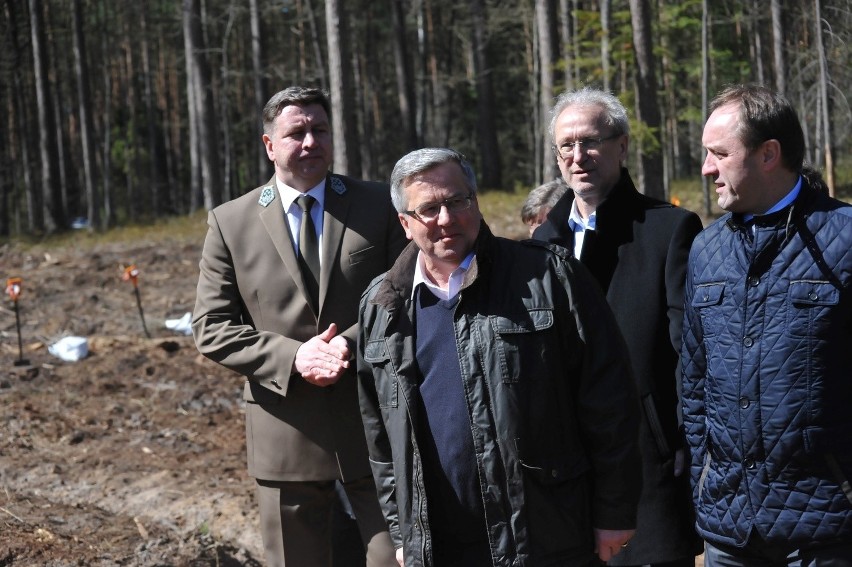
[808,291,819,301]
[739,397,750,409]
[747,276,759,287]
[744,458,755,469]
[743,337,754,347]
[703,294,710,302]
[551,469,558,478]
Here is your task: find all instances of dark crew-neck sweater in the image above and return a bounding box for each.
[414,285,489,559]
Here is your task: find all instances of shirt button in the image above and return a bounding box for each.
[743,337,754,347]
[739,397,750,409]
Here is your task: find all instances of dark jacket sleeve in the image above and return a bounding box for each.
[666,212,704,430]
[356,284,402,547]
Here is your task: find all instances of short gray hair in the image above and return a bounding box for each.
[521,179,568,223]
[389,148,477,213]
[548,87,630,143]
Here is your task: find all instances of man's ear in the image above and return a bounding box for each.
[398,213,414,240]
[262,134,274,160]
[760,139,782,170]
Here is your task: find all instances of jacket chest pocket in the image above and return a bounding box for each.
[692,282,725,337]
[786,280,839,339]
[489,308,554,383]
[363,340,398,408]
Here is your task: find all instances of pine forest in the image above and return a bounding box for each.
[1,0,850,236]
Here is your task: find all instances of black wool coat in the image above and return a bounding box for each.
[533,169,704,565]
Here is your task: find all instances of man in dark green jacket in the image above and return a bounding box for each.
[357,147,642,566]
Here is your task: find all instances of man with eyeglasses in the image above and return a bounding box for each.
[534,87,704,567]
[357,147,642,566]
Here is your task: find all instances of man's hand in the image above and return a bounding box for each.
[294,323,351,386]
[594,528,635,562]
[674,448,685,477]
[395,546,404,566]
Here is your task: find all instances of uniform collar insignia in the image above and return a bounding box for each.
[258,186,276,207]
[331,177,347,195]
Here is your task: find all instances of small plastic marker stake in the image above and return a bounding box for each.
[5,277,30,366]
[122,265,151,338]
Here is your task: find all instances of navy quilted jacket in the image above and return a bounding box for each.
[681,178,852,547]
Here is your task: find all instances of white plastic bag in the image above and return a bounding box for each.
[48,336,89,362]
[164,312,193,336]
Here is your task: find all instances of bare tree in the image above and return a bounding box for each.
[814,0,835,196]
[750,0,765,84]
[536,0,559,184]
[601,0,612,92]
[469,0,503,189]
[326,0,361,176]
[249,0,268,183]
[71,0,100,231]
[139,0,168,216]
[28,0,64,232]
[629,0,665,199]
[771,0,786,95]
[391,0,419,151]
[183,0,222,211]
[4,0,36,232]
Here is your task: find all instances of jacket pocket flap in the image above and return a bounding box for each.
[803,425,852,454]
[692,282,724,307]
[788,280,839,307]
[363,339,390,363]
[490,308,553,334]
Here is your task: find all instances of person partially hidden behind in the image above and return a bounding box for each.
[682,83,852,566]
[192,86,406,567]
[535,87,703,567]
[520,178,568,236]
[357,147,642,566]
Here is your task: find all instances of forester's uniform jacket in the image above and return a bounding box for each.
[357,222,642,566]
[681,177,852,548]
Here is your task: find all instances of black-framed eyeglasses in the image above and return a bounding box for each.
[554,133,622,160]
[404,193,474,221]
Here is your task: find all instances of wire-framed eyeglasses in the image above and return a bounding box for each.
[404,193,474,221]
[554,133,622,160]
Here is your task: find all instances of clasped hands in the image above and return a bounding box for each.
[294,323,352,387]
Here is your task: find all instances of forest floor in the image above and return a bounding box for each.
[1,219,263,566]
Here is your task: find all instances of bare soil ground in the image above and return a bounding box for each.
[1,229,263,566]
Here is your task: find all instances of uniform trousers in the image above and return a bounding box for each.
[256,475,396,567]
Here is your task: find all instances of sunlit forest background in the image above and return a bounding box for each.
[1,0,850,237]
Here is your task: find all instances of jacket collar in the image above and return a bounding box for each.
[725,174,820,234]
[371,220,494,311]
[545,168,640,234]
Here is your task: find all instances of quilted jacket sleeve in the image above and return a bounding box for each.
[681,241,708,502]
